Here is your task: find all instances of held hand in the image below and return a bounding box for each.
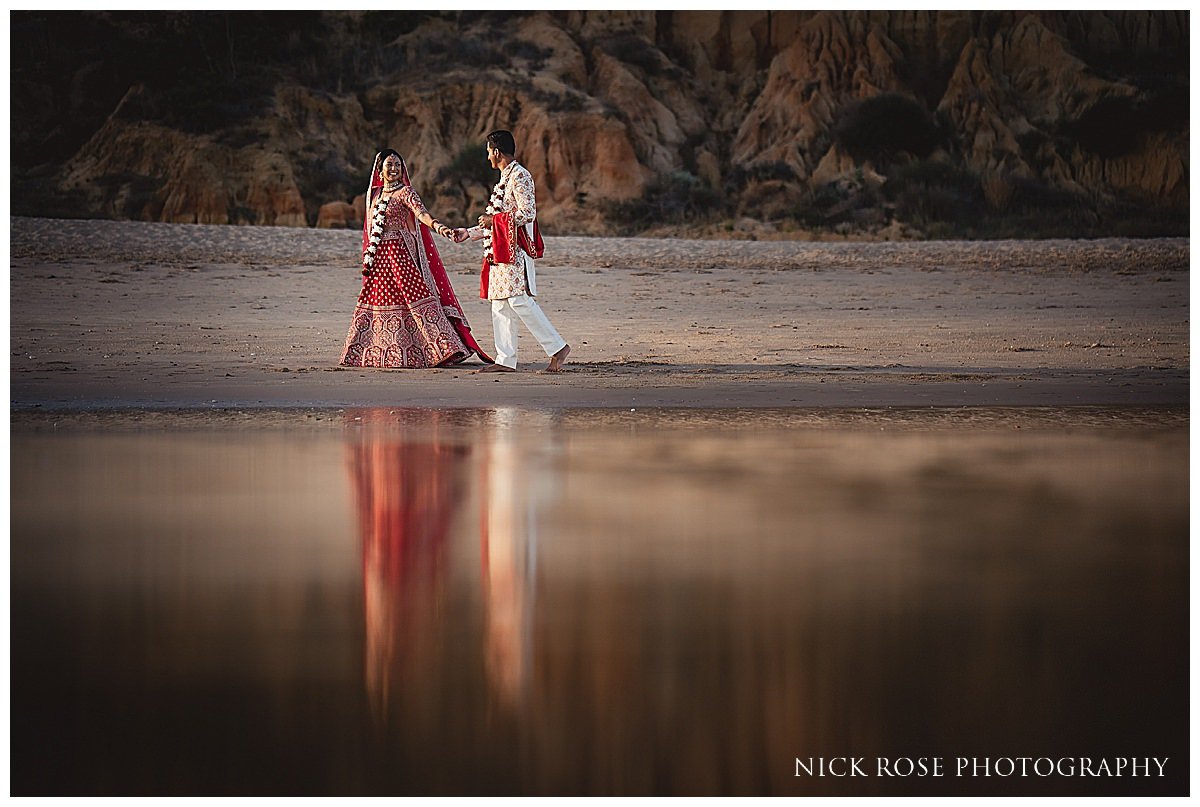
[452,228,469,243]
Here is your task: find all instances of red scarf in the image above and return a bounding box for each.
[479,214,544,299]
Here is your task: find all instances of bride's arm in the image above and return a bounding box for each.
[401,187,456,239]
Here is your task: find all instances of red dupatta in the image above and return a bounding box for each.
[479,213,544,299]
[364,150,492,362]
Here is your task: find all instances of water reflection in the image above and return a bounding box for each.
[353,407,548,724]
[478,408,542,713]
[351,409,470,718]
[10,407,1189,795]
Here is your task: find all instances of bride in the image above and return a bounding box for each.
[339,149,491,368]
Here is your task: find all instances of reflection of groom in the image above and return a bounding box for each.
[468,130,570,373]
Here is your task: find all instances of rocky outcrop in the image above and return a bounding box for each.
[316,200,357,229]
[11,10,1188,235]
[732,12,907,179]
[58,85,307,226]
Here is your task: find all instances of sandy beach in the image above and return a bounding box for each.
[9,217,1188,409]
[10,217,1190,796]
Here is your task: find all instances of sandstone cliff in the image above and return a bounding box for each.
[10,10,1189,237]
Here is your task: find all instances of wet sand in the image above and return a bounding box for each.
[8,217,1188,409]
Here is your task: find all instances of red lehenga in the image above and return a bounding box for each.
[340,153,489,368]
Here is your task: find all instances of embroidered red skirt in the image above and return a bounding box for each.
[340,238,471,368]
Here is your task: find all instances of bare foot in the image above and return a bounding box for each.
[544,344,571,373]
[477,363,516,374]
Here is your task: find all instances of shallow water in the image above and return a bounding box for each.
[10,407,1188,795]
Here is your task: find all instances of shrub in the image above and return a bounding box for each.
[439,143,495,188]
[228,205,259,225]
[524,83,589,113]
[153,73,273,135]
[359,11,444,38]
[298,156,353,200]
[1060,94,1141,159]
[402,28,506,69]
[1004,175,1087,213]
[600,33,666,75]
[729,160,796,188]
[883,160,982,224]
[1138,81,1189,133]
[793,181,858,226]
[1015,128,1049,158]
[833,93,943,165]
[510,39,553,67]
[96,172,165,219]
[604,170,724,231]
[456,38,507,68]
[1062,86,1188,159]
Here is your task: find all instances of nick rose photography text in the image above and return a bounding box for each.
[795,757,1169,778]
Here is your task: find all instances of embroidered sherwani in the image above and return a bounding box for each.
[469,160,566,369]
[476,161,539,299]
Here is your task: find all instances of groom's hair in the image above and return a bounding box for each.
[487,130,516,157]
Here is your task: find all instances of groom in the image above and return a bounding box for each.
[468,130,570,373]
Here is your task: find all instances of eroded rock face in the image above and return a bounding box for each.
[18,10,1188,232]
[732,12,907,179]
[59,85,307,226]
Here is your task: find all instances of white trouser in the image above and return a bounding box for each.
[491,294,566,369]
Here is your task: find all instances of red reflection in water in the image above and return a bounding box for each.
[349,408,542,725]
[348,409,470,716]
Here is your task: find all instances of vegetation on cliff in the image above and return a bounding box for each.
[11,11,1189,238]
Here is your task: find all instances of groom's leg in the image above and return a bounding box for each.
[491,298,521,369]
[509,294,566,358]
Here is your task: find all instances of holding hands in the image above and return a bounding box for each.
[431,219,470,243]
[429,220,466,242]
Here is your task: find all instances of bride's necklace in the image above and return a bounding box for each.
[383,179,403,192]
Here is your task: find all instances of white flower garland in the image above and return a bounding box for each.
[481,171,507,259]
[362,195,389,274]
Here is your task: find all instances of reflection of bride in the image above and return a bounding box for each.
[349,409,470,714]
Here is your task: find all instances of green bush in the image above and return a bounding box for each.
[511,39,553,67]
[833,93,943,165]
[1061,86,1188,159]
[883,160,982,225]
[604,171,724,232]
[95,172,165,219]
[1060,95,1141,159]
[228,205,259,225]
[793,182,857,226]
[1138,81,1189,133]
[439,143,496,188]
[729,160,796,189]
[600,33,666,75]
[524,83,589,113]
